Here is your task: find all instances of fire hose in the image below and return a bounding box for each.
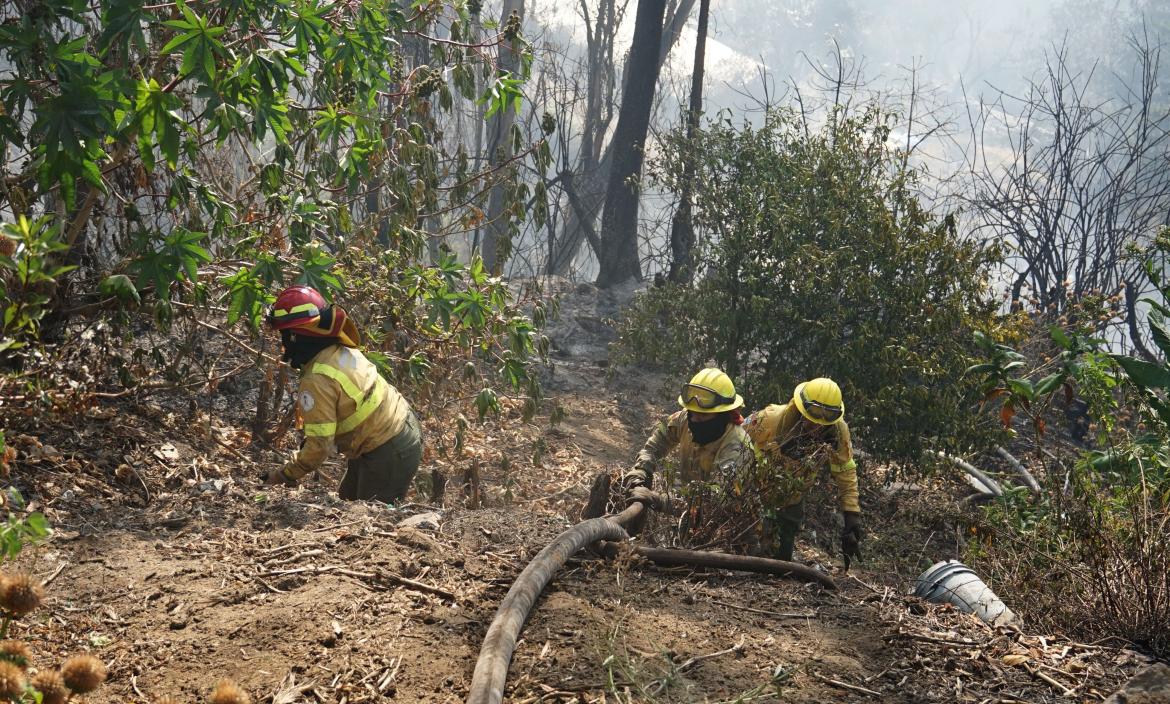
[465,501,837,704]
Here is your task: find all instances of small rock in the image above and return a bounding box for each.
[397,511,442,531]
[1105,663,1170,704]
[169,619,187,630]
[197,479,228,493]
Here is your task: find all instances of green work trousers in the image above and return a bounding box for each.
[338,410,422,503]
[770,500,805,562]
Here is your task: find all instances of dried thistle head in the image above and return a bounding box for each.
[0,640,30,669]
[0,573,44,617]
[210,680,250,704]
[31,670,68,704]
[60,654,107,693]
[0,661,26,699]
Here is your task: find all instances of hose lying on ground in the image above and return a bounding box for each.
[594,542,839,590]
[466,497,837,703]
[931,450,1004,496]
[466,514,632,704]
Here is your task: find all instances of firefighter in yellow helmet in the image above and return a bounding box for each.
[262,285,423,503]
[743,377,862,564]
[622,368,755,511]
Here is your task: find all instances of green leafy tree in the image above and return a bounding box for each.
[965,246,1170,656]
[617,107,1002,461]
[0,0,550,409]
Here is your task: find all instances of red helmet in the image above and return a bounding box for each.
[267,285,327,332]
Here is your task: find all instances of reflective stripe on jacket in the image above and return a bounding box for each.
[628,410,755,486]
[743,403,860,513]
[282,345,411,480]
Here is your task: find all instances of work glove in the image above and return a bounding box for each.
[628,486,668,512]
[263,466,298,487]
[619,467,651,495]
[841,511,863,569]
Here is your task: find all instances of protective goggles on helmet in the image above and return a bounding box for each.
[680,383,736,410]
[799,388,843,423]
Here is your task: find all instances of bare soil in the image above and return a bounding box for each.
[0,293,1153,703]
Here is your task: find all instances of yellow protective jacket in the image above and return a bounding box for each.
[743,403,860,513]
[281,345,411,481]
[627,410,755,487]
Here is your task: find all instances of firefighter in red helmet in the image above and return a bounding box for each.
[264,285,423,503]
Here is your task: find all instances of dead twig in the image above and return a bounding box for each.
[269,549,327,565]
[41,562,67,587]
[676,637,746,673]
[255,565,456,600]
[709,599,815,619]
[1023,662,1077,698]
[885,631,982,647]
[812,672,882,697]
[258,540,322,555]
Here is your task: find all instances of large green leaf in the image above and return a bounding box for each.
[1112,354,1170,391]
[1148,316,1170,361]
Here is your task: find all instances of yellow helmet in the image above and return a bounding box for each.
[793,377,844,425]
[678,368,744,413]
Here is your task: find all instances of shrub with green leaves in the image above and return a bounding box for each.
[617,107,1002,463]
[0,0,551,416]
[965,240,1170,658]
[0,216,75,354]
[330,246,549,421]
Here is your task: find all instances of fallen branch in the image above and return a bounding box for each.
[598,544,838,590]
[709,599,816,619]
[884,631,981,647]
[994,445,1041,494]
[41,562,67,587]
[210,432,250,462]
[1023,662,1076,697]
[676,637,745,672]
[258,541,321,555]
[375,569,458,601]
[812,672,882,697]
[255,564,456,601]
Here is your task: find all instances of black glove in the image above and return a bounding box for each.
[841,511,863,566]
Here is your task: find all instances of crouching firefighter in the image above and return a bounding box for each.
[264,285,423,503]
[744,377,862,565]
[621,368,756,528]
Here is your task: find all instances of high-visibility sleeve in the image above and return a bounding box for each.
[283,373,340,480]
[829,421,860,512]
[830,458,861,513]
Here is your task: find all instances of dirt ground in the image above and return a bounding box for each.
[0,286,1155,703]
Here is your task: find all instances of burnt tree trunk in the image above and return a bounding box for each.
[666,0,709,283]
[595,0,668,288]
[548,0,696,275]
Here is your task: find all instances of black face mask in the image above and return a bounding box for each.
[280,330,337,370]
[688,412,730,446]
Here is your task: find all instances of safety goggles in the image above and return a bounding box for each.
[267,306,320,327]
[680,383,736,410]
[799,388,843,423]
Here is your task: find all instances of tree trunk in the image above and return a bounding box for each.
[595,0,668,288]
[481,0,525,274]
[666,0,709,283]
[548,0,696,275]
